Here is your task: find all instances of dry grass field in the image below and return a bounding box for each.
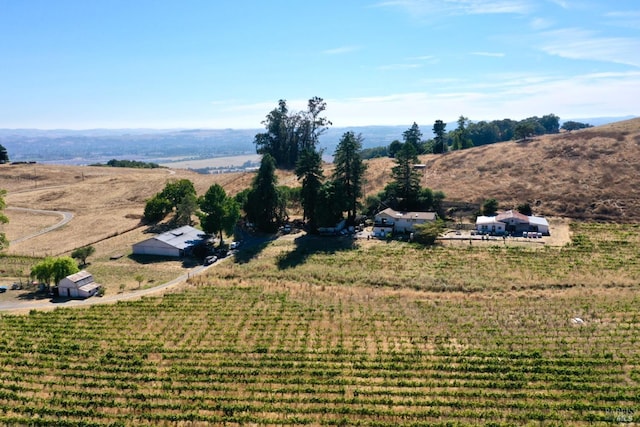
[0,118,640,424]
[0,222,638,425]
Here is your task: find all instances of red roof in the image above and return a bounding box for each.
[495,210,529,223]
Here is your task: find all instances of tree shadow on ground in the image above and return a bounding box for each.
[233,238,275,265]
[15,289,50,301]
[128,253,199,268]
[277,233,357,270]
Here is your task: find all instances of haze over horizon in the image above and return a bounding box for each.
[1,0,638,130]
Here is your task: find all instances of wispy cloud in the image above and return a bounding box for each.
[378,63,423,70]
[407,55,436,61]
[605,10,640,29]
[322,45,360,55]
[325,70,640,126]
[373,0,534,16]
[540,28,640,68]
[546,0,569,9]
[471,51,505,57]
[530,17,553,30]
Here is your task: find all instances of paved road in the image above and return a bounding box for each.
[0,261,217,313]
[7,207,74,244]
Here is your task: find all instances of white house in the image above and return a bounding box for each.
[132,225,206,257]
[58,270,101,298]
[475,210,550,235]
[373,208,437,236]
[475,216,506,235]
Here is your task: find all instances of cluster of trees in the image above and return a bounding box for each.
[363,114,593,160]
[241,131,367,233]
[250,99,448,243]
[92,159,162,169]
[141,98,451,243]
[144,179,198,224]
[481,199,532,217]
[365,139,445,217]
[561,121,593,131]
[143,179,240,244]
[30,256,79,291]
[254,97,331,169]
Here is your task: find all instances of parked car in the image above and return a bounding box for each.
[204,255,217,266]
[0,286,7,293]
[229,241,240,250]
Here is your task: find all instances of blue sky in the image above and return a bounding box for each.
[1,0,638,129]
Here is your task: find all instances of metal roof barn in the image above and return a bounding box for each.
[132,225,206,257]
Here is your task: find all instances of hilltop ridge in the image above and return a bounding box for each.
[363,117,640,222]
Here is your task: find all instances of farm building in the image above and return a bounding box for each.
[58,270,101,298]
[476,210,550,235]
[475,216,506,235]
[373,208,437,236]
[132,225,206,257]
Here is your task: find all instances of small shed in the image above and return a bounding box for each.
[132,225,206,257]
[58,270,101,298]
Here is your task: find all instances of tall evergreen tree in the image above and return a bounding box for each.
[402,122,423,153]
[432,120,447,154]
[315,180,344,228]
[245,154,285,233]
[390,143,421,210]
[451,116,473,150]
[295,148,324,230]
[332,132,367,223]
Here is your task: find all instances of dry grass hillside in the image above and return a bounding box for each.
[365,117,640,221]
[1,117,638,257]
[0,164,296,256]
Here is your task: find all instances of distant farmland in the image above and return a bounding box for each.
[160,154,261,171]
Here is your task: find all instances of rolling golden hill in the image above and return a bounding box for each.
[1,117,638,257]
[364,117,640,222]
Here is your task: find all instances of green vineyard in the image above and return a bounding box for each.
[0,223,639,426]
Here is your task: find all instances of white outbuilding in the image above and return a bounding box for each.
[58,270,101,298]
[475,216,506,234]
[475,210,550,235]
[373,208,438,235]
[132,225,206,257]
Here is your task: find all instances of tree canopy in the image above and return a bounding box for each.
[198,184,240,244]
[561,120,592,131]
[254,97,331,169]
[332,132,367,223]
[402,123,423,154]
[30,256,79,290]
[144,179,197,223]
[245,154,286,232]
[432,120,447,154]
[71,246,95,266]
[295,148,324,230]
[389,143,421,211]
[0,144,8,164]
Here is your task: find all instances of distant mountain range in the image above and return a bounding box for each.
[1,116,635,165]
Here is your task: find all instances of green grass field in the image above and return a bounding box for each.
[0,223,638,426]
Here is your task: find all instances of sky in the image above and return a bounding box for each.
[1,0,639,129]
